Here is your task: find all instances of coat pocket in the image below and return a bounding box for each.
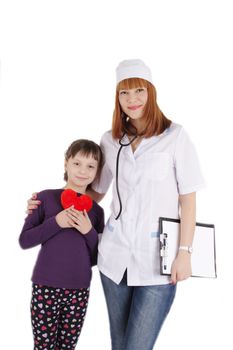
[144,152,170,181]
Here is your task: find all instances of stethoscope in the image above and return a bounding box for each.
[115,133,138,220]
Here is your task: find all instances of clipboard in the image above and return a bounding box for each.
[159,217,217,278]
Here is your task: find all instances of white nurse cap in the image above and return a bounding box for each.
[116,59,153,84]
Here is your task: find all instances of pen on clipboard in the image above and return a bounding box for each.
[160,233,168,270]
[163,233,168,270]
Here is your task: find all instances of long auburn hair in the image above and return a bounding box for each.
[112,78,172,139]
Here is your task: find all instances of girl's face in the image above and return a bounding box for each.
[65,152,98,193]
[118,87,148,122]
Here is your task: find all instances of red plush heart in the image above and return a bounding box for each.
[61,189,93,212]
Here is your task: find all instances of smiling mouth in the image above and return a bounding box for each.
[128,105,142,111]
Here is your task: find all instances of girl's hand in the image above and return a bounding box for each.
[55,209,74,228]
[170,251,192,284]
[26,193,41,214]
[66,207,92,234]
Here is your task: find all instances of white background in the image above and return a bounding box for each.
[0,0,232,349]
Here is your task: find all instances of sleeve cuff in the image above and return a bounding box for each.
[178,183,206,195]
[84,227,98,241]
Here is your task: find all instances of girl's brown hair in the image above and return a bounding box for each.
[64,139,103,186]
[112,78,172,138]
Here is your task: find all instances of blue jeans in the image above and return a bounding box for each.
[100,271,176,350]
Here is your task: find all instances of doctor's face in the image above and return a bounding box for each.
[119,87,148,121]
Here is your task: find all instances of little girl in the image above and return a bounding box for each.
[19,139,104,350]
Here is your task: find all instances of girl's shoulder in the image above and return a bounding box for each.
[36,188,63,201]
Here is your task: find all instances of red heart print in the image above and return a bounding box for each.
[61,189,93,212]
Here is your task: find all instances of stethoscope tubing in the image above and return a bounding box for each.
[115,133,137,220]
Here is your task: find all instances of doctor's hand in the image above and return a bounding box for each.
[170,251,192,284]
[26,193,41,214]
[66,207,92,235]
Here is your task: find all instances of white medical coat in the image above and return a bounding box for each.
[93,123,205,285]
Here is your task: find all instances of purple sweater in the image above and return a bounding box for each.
[19,189,104,289]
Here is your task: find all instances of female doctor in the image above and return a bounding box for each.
[27,59,205,350]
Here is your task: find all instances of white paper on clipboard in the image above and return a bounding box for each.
[159,217,217,278]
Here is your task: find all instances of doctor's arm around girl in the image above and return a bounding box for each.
[19,139,104,350]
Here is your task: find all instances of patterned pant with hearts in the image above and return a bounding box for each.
[31,284,89,350]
